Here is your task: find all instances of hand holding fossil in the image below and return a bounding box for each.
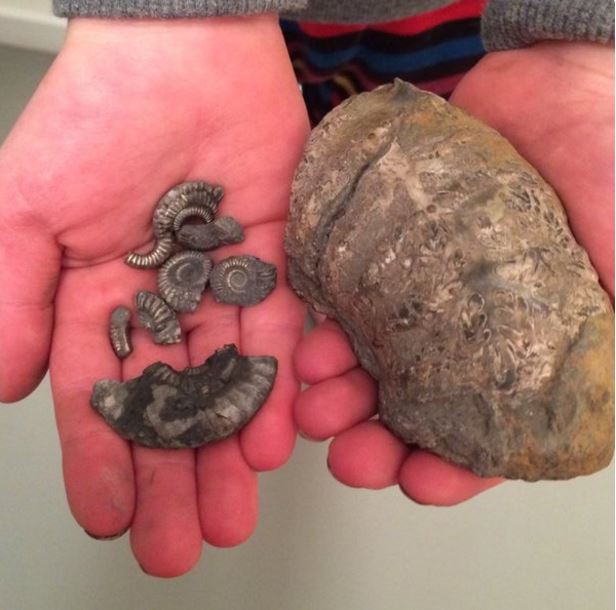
[0,15,309,577]
[292,41,614,504]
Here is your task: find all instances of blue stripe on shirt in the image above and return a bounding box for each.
[305,35,484,73]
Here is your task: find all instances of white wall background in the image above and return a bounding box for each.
[0,12,614,610]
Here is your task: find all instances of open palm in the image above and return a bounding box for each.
[293,42,614,503]
[0,16,309,576]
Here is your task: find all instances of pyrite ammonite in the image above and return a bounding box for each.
[284,79,614,481]
[158,251,213,313]
[210,255,276,306]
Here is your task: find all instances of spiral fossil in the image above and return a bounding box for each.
[90,344,277,448]
[209,255,276,306]
[157,251,213,312]
[135,290,181,344]
[125,181,224,269]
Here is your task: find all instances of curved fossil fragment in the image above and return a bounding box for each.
[125,181,223,269]
[172,205,215,235]
[90,344,277,448]
[177,216,245,251]
[209,255,276,306]
[135,290,181,344]
[157,251,213,312]
[109,305,133,359]
[124,235,174,269]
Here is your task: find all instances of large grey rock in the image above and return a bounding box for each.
[285,80,614,481]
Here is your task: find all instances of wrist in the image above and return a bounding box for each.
[63,13,283,57]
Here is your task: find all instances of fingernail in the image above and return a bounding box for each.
[84,525,129,541]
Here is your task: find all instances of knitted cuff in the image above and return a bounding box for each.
[53,0,308,19]
[482,0,615,51]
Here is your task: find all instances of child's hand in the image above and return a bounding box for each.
[0,15,309,577]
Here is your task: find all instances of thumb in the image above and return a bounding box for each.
[0,183,60,402]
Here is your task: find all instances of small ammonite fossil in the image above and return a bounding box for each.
[209,255,276,306]
[125,181,224,269]
[109,305,132,359]
[177,216,245,251]
[90,344,278,448]
[135,290,181,344]
[158,251,213,313]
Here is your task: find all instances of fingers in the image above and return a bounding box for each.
[293,318,357,385]
[399,450,504,506]
[196,437,258,547]
[126,327,202,577]
[327,422,408,489]
[295,368,378,440]
[237,222,306,471]
[188,291,259,547]
[0,206,60,402]
[50,267,134,538]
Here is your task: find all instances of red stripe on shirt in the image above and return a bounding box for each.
[298,0,487,37]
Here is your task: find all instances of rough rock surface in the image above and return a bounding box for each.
[285,80,614,481]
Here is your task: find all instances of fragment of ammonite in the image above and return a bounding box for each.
[285,79,614,481]
[135,290,181,344]
[177,216,245,251]
[90,344,277,448]
[157,251,213,313]
[209,255,276,306]
[125,181,223,269]
[108,305,133,359]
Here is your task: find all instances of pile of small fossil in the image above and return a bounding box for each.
[91,181,278,449]
[285,80,614,481]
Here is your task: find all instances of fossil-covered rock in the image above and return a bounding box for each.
[91,344,277,448]
[285,80,614,481]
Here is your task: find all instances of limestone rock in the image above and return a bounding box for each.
[285,80,614,480]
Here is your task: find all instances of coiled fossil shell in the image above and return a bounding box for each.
[285,80,614,481]
[172,205,215,235]
[209,255,276,306]
[125,181,223,269]
[157,251,213,313]
[153,181,224,237]
[124,235,174,269]
[177,216,245,251]
[109,305,132,359]
[90,344,277,448]
[135,290,181,344]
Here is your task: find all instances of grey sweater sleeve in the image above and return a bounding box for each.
[52,0,308,18]
[53,0,616,51]
[482,0,615,51]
